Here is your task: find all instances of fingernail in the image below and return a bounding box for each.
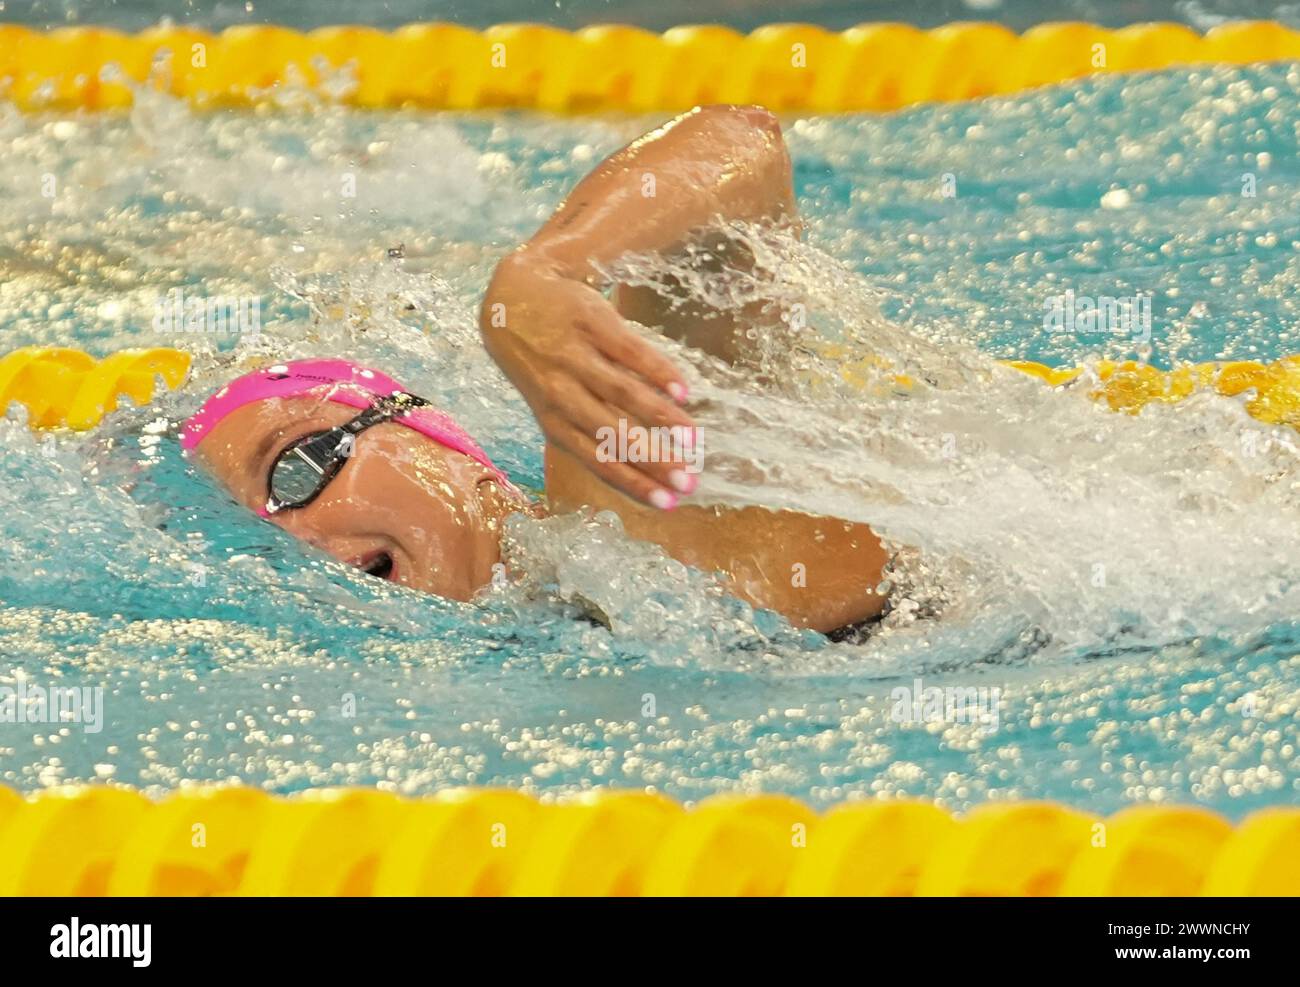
[649,488,678,511]
[668,469,697,494]
[667,381,689,404]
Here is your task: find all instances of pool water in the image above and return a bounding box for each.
[1,63,1299,815]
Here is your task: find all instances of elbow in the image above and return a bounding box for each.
[480,249,527,336]
[734,104,783,141]
[694,103,789,181]
[695,103,783,145]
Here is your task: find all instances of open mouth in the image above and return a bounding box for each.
[355,550,396,581]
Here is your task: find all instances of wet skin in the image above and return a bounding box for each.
[197,395,889,632]
[196,105,890,633]
[196,394,530,601]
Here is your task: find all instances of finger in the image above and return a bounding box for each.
[558,384,696,486]
[574,305,690,404]
[563,346,695,433]
[547,388,700,497]
[548,417,685,510]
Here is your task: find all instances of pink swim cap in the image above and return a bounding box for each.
[181,358,514,489]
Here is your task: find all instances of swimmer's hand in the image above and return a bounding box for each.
[480,105,791,508]
[481,250,696,509]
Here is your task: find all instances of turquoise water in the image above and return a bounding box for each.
[2,64,1299,815]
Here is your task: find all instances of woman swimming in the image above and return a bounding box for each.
[186,104,889,634]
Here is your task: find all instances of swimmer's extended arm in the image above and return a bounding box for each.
[513,104,795,285]
[481,104,794,507]
[483,105,888,633]
[545,443,889,633]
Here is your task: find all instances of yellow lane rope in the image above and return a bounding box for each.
[0,346,191,430]
[0,785,1295,895]
[3,346,1298,432]
[0,21,1298,113]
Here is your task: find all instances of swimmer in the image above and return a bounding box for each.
[187,105,889,634]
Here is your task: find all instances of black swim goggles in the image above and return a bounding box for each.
[263,392,429,515]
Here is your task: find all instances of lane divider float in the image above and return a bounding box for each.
[3,345,1299,433]
[1,21,1299,113]
[0,785,1295,896]
[0,346,190,430]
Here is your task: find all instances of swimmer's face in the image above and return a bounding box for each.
[195,395,528,601]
